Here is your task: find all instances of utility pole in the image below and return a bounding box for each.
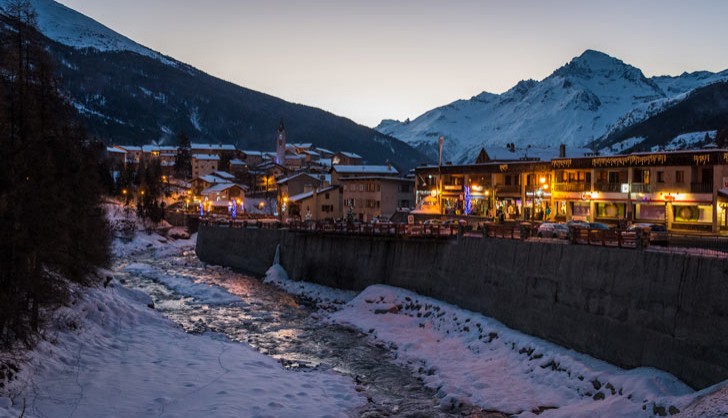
[438,136,444,214]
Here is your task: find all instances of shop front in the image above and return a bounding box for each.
[635,203,666,222]
[671,203,713,232]
[595,202,627,225]
[571,202,591,221]
[496,197,522,221]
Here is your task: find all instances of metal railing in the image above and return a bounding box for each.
[690,182,714,194]
[202,218,728,253]
[594,182,622,192]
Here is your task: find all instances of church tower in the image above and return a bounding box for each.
[275,119,286,166]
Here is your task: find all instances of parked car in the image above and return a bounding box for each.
[442,218,467,227]
[588,222,611,230]
[537,222,570,239]
[627,223,669,246]
[566,220,590,230]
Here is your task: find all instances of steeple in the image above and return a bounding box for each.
[275,118,286,166]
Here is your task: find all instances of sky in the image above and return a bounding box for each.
[57,0,728,128]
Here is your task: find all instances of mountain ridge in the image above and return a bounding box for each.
[376,49,728,163]
[0,0,431,169]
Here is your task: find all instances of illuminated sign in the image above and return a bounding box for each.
[621,183,629,193]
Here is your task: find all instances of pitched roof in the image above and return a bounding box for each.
[241,150,264,156]
[191,143,236,151]
[116,145,142,151]
[211,171,235,180]
[337,151,362,159]
[192,154,220,161]
[195,174,227,184]
[339,175,412,182]
[277,172,320,185]
[201,183,247,195]
[289,186,338,202]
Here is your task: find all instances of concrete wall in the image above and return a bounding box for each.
[196,225,728,389]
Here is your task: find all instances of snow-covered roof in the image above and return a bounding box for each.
[229,158,246,165]
[333,165,398,175]
[337,151,362,159]
[195,174,227,184]
[192,154,220,161]
[201,183,246,195]
[142,145,176,153]
[241,150,264,156]
[288,186,338,202]
[304,150,321,157]
[339,176,412,182]
[211,171,235,180]
[116,145,142,152]
[191,143,236,151]
[107,147,126,154]
[277,172,320,185]
[317,159,332,167]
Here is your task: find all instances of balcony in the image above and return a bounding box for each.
[495,185,521,194]
[631,183,652,193]
[594,182,622,192]
[553,182,590,192]
[690,182,714,194]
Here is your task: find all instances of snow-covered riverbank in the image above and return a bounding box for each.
[0,233,364,418]
[265,261,728,418]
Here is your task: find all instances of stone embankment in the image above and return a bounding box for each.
[196,225,728,389]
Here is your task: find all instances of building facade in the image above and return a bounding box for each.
[414,150,728,233]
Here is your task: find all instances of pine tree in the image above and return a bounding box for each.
[174,130,192,179]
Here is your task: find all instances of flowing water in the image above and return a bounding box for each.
[114,248,503,418]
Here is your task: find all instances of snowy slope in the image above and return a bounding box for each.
[0,0,172,64]
[377,50,728,163]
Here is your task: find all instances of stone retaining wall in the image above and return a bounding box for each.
[196,225,728,389]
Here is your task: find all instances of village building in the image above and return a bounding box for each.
[287,185,342,221]
[332,151,363,166]
[113,145,142,165]
[191,154,220,179]
[340,176,414,222]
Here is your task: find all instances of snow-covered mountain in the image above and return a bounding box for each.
[0,0,171,63]
[376,50,728,163]
[0,0,430,169]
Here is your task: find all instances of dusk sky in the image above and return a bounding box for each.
[59,0,728,127]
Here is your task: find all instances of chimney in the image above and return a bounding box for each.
[559,144,566,158]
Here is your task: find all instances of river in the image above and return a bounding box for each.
[114,247,503,418]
